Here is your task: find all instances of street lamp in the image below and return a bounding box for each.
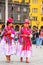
[5,0,8,26]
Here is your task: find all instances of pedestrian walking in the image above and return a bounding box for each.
[0,18,16,62]
[39,29,43,48]
[19,19,32,63]
[35,27,39,48]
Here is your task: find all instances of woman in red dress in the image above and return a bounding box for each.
[20,19,32,63]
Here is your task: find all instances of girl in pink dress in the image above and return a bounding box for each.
[19,19,32,63]
[0,18,15,62]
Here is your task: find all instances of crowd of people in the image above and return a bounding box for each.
[0,17,43,63]
[32,26,43,48]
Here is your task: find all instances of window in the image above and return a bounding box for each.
[41,17,43,21]
[32,8,38,13]
[23,8,27,12]
[18,7,20,11]
[29,0,30,3]
[22,0,25,3]
[15,7,21,12]
[32,0,38,4]
[32,16,37,21]
[29,8,30,12]
[41,8,43,14]
[18,14,20,20]
[42,0,43,4]
[25,0,29,3]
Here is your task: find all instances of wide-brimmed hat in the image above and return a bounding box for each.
[7,18,13,23]
[24,19,30,24]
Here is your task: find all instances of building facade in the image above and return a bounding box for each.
[0,0,29,30]
[0,0,43,29]
[30,0,43,28]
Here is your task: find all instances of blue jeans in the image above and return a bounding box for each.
[39,37,43,45]
[36,37,39,46]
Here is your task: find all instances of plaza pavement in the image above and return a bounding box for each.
[0,44,43,65]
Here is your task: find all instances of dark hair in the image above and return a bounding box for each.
[29,26,31,28]
[39,29,41,35]
[40,26,43,29]
[7,21,11,26]
[33,26,36,28]
[15,25,19,31]
[21,25,24,27]
[1,24,5,31]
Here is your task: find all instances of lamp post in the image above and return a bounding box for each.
[5,0,8,26]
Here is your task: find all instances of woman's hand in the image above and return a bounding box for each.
[25,34,30,37]
[8,30,11,34]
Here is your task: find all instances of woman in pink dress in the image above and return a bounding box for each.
[20,19,32,63]
[0,18,15,62]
